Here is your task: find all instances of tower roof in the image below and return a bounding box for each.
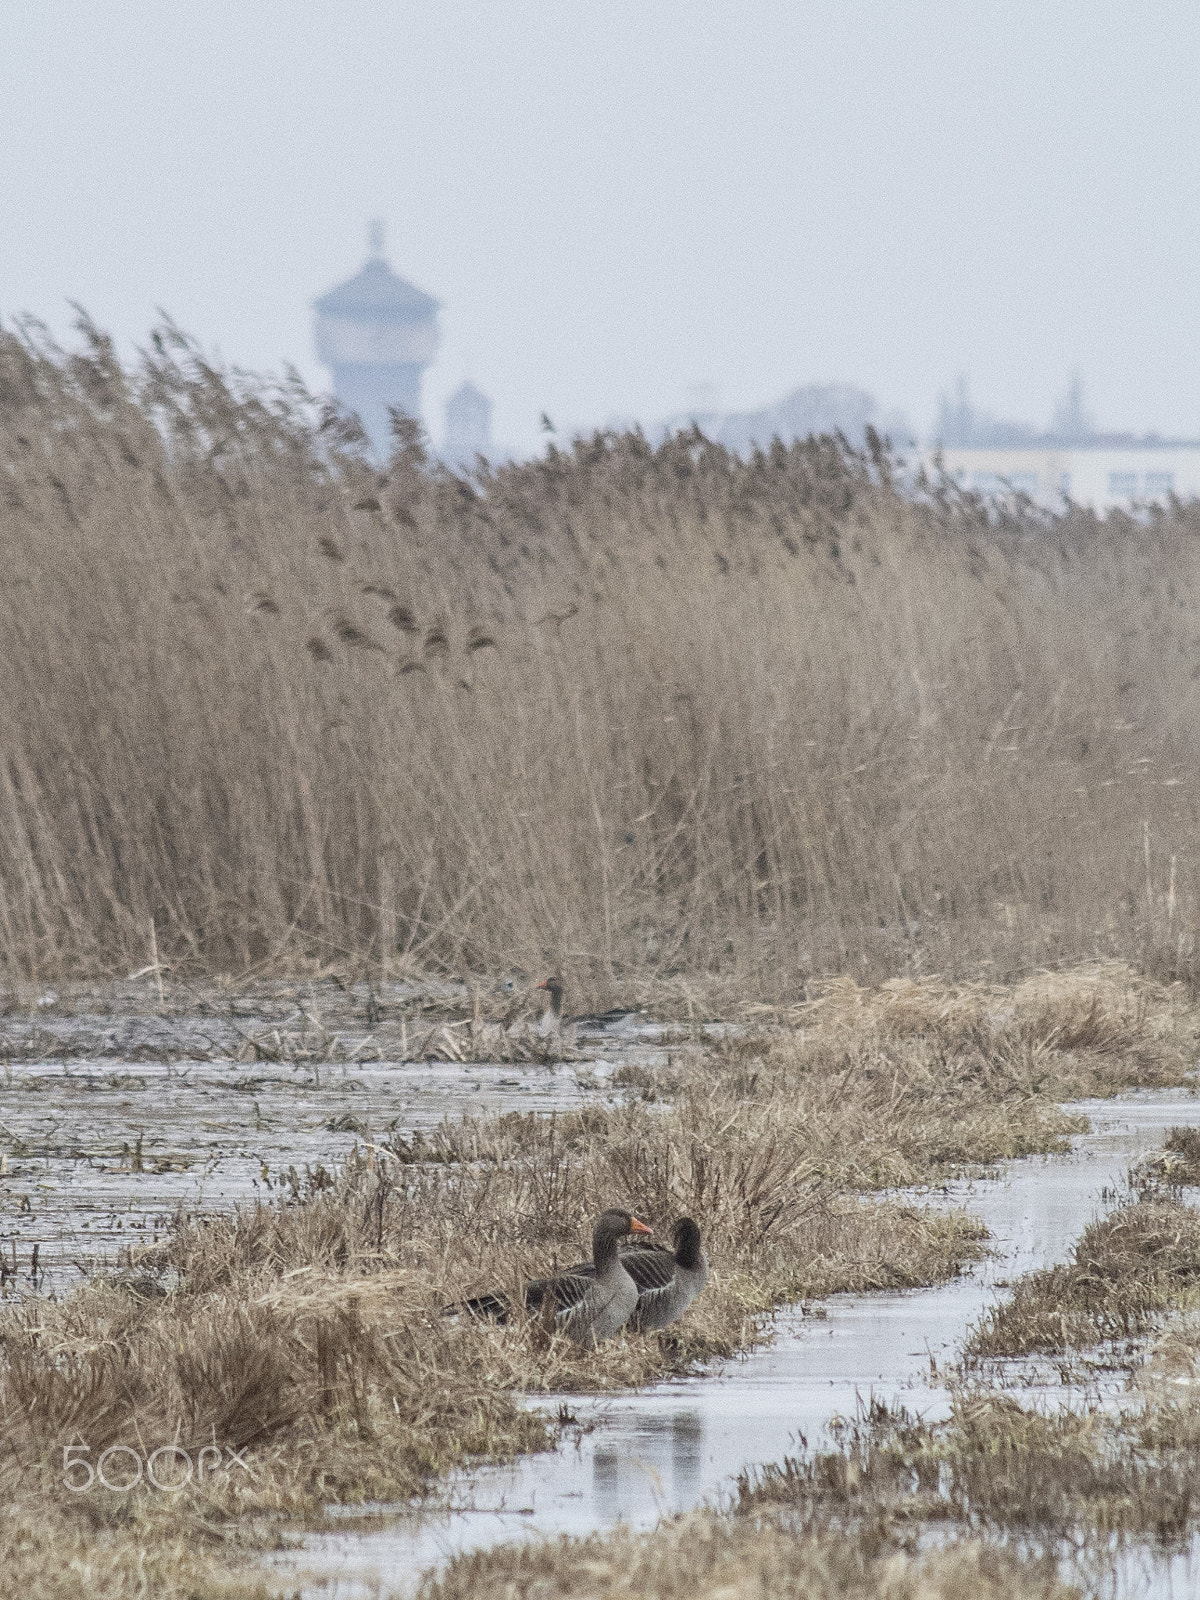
[314,256,440,326]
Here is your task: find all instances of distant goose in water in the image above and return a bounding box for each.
[571,1217,708,1332]
[537,974,641,1034]
[536,973,566,1035]
[449,1208,653,1347]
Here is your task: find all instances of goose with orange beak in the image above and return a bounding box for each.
[571,1217,708,1332]
[451,1208,654,1346]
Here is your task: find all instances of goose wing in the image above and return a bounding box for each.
[619,1244,678,1293]
[564,1239,676,1286]
[447,1264,595,1324]
[525,1266,600,1315]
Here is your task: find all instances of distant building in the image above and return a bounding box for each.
[661,383,912,454]
[931,443,1200,511]
[444,381,493,467]
[314,222,440,456]
[930,376,1200,510]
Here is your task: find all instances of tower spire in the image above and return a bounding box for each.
[368,218,385,260]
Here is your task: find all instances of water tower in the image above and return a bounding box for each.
[444,381,494,467]
[314,222,440,456]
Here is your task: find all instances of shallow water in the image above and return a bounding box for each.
[0,1057,626,1294]
[276,1088,1200,1599]
[0,981,678,1294]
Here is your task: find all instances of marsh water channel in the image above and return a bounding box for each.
[278,1089,1200,1600]
[3,986,1200,1597]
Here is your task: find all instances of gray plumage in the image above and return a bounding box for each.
[570,1217,709,1332]
[449,1207,653,1347]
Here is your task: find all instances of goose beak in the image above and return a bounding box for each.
[629,1218,653,1236]
[536,979,549,990]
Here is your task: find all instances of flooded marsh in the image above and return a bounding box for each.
[0,977,616,1297]
[10,319,1200,1600]
[2,964,1199,1598]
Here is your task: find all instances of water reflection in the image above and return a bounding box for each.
[672,1409,704,1504]
[592,1409,704,1521]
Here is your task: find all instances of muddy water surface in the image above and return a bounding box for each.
[0,982,659,1294]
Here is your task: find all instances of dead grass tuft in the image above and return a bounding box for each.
[967,1198,1200,1359]
[420,1514,1076,1600]
[0,1488,277,1599]
[742,1388,1200,1551]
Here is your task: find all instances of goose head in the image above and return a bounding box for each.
[670,1217,704,1270]
[592,1207,652,1270]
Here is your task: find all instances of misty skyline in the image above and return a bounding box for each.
[4,1,1199,455]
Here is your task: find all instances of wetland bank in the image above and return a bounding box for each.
[7,323,1200,1596]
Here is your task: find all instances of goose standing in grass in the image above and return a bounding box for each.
[451,1208,654,1347]
[572,1217,708,1332]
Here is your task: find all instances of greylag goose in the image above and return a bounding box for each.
[536,973,566,1036]
[452,1208,653,1347]
[537,974,641,1033]
[572,1217,708,1332]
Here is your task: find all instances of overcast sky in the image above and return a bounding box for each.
[3,1,1199,454]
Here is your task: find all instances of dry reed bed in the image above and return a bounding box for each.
[0,965,1191,1596]
[5,318,1200,993]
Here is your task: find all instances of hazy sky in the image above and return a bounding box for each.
[4,1,1199,453]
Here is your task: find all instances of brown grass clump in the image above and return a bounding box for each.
[5,318,1200,993]
[791,962,1182,1090]
[740,1389,1200,1552]
[1138,1124,1200,1190]
[0,1492,277,1600]
[420,1515,1076,1600]
[967,1199,1200,1360]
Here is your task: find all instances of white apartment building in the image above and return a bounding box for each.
[929,443,1200,512]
